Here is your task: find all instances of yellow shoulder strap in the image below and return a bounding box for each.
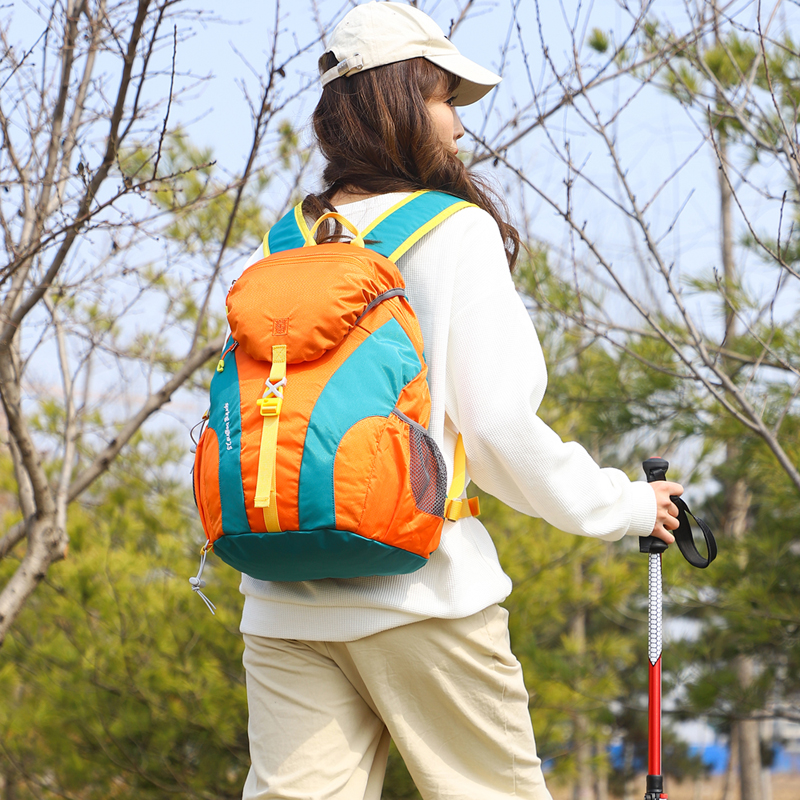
[360,191,427,238]
[359,191,477,263]
[262,204,311,257]
[444,433,480,521]
[388,201,475,263]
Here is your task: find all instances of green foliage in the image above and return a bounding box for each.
[277,120,310,172]
[702,35,759,89]
[507,236,787,792]
[515,252,692,454]
[119,131,270,256]
[587,28,610,55]
[679,428,800,731]
[382,741,422,799]
[612,254,800,746]
[644,24,800,155]
[759,34,800,118]
[664,63,702,105]
[0,434,248,799]
[615,46,632,68]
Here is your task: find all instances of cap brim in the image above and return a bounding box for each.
[424,53,501,106]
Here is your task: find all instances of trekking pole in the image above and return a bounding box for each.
[640,457,670,800]
[639,457,717,800]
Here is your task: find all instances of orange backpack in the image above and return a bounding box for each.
[191,191,480,604]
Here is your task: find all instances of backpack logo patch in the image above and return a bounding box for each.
[273,318,288,336]
[223,402,233,451]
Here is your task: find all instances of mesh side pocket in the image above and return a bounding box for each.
[408,425,447,518]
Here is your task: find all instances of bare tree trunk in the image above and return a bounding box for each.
[761,767,773,800]
[713,29,762,795]
[622,741,636,800]
[726,472,759,800]
[726,468,759,800]
[693,773,705,800]
[720,732,738,800]
[736,658,763,800]
[594,742,609,800]
[761,769,772,800]
[2,770,16,800]
[760,716,773,800]
[573,711,593,800]
[572,560,593,800]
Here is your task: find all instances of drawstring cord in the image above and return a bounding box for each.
[189,544,216,615]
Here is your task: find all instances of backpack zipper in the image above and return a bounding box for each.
[216,340,239,373]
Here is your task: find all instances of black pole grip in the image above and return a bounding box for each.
[640,458,670,554]
[642,457,669,484]
[640,458,717,567]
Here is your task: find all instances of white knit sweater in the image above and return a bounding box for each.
[238,192,657,641]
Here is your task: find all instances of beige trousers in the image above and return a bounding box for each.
[242,604,553,800]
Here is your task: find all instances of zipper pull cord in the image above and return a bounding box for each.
[217,340,239,373]
[189,544,216,615]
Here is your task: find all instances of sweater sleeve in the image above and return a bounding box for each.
[445,208,656,541]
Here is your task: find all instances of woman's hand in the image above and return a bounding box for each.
[649,481,684,544]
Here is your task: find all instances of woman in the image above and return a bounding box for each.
[239,4,681,799]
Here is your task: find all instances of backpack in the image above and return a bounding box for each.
[190,190,480,606]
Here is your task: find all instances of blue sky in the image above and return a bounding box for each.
[168,0,769,304]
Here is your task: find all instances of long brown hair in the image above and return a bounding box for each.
[303,54,519,271]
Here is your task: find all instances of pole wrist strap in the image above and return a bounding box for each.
[671,496,717,569]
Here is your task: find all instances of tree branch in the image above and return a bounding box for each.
[67,337,223,502]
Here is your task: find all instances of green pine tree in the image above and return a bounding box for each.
[0,432,249,799]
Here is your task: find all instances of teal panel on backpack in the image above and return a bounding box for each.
[365,191,464,259]
[267,208,306,255]
[213,528,427,581]
[298,318,421,531]
[209,343,250,535]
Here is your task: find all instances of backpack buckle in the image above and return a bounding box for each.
[257,396,283,416]
[257,376,286,416]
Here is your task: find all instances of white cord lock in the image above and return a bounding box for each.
[189,545,216,615]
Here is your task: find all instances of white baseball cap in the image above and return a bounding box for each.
[320,1,501,106]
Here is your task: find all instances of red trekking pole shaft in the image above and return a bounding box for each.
[640,458,670,800]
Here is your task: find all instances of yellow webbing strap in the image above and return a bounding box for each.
[444,433,480,521]
[304,212,365,248]
[361,191,427,238]
[388,201,475,263]
[294,204,311,243]
[262,472,281,532]
[262,204,311,257]
[254,345,286,532]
